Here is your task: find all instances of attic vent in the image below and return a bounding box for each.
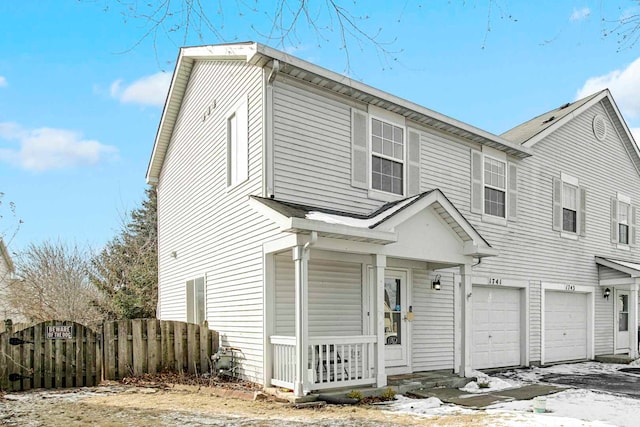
[559,102,571,110]
[592,114,607,141]
[542,116,555,124]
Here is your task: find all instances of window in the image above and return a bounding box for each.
[612,193,634,246]
[371,118,404,195]
[470,148,517,223]
[227,98,248,187]
[186,277,205,324]
[351,107,421,200]
[619,201,630,244]
[552,173,585,237]
[562,183,578,233]
[484,157,506,218]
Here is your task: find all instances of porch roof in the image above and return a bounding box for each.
[249,189,496,257]
[595,256,640,277]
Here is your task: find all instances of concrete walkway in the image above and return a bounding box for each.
[409,384,565,408]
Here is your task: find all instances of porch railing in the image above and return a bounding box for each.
[270,335,296,389]
[270,335,377,391]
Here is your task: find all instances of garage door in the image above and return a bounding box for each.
[544,291,588,363]
[472,286,521,369]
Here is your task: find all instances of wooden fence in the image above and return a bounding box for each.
[0,319,218,392]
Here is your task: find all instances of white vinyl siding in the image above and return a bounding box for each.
[272,81,380,213]
[156,59,279,384]
[274,255,363,337]
[411,270,454,371]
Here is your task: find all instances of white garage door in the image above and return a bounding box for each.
[545,291,588,363]
[472,286,521,369]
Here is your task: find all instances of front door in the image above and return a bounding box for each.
[384,271,408,368]
[616,290,630,352]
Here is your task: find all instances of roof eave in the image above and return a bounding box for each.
[287,217,397,244]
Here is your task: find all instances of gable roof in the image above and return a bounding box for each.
[501,90,604,145]
[595,256,640,277]
[249,189,497,257]
[0,238,14,273]
[501,89,640,174]
[147,42,532,183]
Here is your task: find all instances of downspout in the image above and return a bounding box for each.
[264,60,280,198]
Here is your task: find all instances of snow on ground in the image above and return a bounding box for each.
[460,370,522,393]
[385,362,640,427]
[488,388,640,427]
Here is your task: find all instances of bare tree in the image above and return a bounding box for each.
[87,0,404,71]
[8,241,104,324]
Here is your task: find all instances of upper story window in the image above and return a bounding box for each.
[371,118,404,195]
[484,157,506,218]
[619,201,630,244]
[552,173,585,238]
[351,106,421,202]
[471,147,517,224]
[611,193,635,247]
[562,183,578,233]
[227,97,248,188]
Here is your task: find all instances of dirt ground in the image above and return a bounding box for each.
[0,382,514,427]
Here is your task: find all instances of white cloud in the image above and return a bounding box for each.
[576,57,640,119]
[110,72,171,107]
[0,76,7,87]
[0,122,118,172]
[632,127,640,143]
[569,7,590,22]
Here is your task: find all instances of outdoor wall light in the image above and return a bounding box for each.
[170,251,177,258]
[603,288,611,300]
[432,274,441,291]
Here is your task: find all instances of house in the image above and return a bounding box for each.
[0,238,19,321]
[147,42,640,396]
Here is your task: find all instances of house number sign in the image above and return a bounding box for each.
[46,325,73,339]
[565,284,576,291]
[488,278,503,285]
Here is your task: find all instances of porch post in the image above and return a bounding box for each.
[459,263,473,377]
[631,282,639,358]
[293,245,309,396]
[373,254,387,387]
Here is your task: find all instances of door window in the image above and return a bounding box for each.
[618,294,629,332]
[384,278,402,345]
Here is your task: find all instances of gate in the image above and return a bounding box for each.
[0,320,100,392]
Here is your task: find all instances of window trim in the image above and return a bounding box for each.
[186,276,206,325]
[226,96,249,190]
[552,172,586,240]
[483,154,507,219]
[368,112,406,198]
[615,193,632,248]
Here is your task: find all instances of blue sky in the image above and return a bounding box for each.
[1,1,640,255]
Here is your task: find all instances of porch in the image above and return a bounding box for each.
[251,190,497,396]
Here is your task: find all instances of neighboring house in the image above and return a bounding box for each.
[147,42,640,396]
[0,238,19,321]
